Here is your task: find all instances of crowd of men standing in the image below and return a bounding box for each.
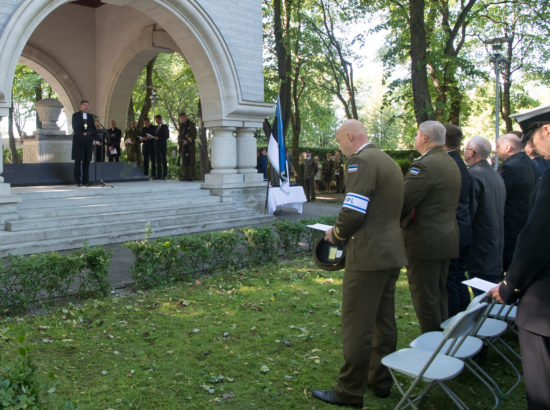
[71,99,198,185]
[313,110,550,409]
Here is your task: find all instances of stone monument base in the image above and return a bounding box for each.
[23,131,73,163]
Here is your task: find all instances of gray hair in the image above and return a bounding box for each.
[469,136,492,160]
[419,121,446,145]
[498,133,522,153]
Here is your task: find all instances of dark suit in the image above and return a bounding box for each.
[499,169,550,410]
[179,120,197,180]
[469,160,506,285]
[71,111,96,185]
[330,143,406,399]
[498,152,537,272]
[402,145,461,333]
[447,150,472,316]
[141,125,156,177]
[531,156,550,180]
[154,123,169,179]
[106,127,122,162]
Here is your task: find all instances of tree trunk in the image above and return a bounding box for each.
[273,0,293,137]
[137,57,157,129]
[197,99,211,179]
[8,106,20,164]
[127,95,135,129]
[35,84,43,130]
[409,0,434,124]
[501,40,514,132]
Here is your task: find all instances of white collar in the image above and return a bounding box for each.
[356,142,371,154]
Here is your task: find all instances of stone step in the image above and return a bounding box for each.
[14,195,222,220]
[7,201,228,231]
[0,213,273,257]
[11,181,203,200]
[16,187,210,210]
[0,206,253,242]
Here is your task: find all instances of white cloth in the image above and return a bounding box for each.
[267,186,307,215]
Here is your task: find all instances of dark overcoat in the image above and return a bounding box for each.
[498,151,536,271]
[71,111,96,161]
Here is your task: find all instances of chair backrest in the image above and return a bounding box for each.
[466,292,488,310]
[443,303,488,339]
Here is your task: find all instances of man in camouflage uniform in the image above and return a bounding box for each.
[124,120,142,168]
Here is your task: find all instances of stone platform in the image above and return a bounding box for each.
[0,181,273,257]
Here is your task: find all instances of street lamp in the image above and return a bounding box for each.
[485,37,511,169]
[148,86,158,118]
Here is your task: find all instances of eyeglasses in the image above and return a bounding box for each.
[463,148,474,152]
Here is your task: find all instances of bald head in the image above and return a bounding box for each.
[496,133,522,161]
[335,119,370,157]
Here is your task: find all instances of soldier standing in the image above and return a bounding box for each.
[312,119,406,408]
[140,118,156,178]
[124,120,142,168]
[402,120,461,333]
[178,112,197,181]
[334,151,345,193]
[303,150,318,201]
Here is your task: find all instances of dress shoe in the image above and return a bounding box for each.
[312,390,363,408]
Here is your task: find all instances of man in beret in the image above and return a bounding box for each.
[490,105,550,410]
[312,119,406,408]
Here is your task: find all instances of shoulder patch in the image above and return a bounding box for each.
[347,164,358,173]
[409,167,421,176]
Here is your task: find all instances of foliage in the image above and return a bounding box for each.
[242,226,279,266]
[3,148,23,164]
[0,336,40,409]
[0,257,526,409]
[0,246,112,315]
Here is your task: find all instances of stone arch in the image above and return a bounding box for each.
[19,44,81,127]
[0,0,251,126]
[102,25,179,128]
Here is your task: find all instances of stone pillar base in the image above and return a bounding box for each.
[202,173,268,213]
[23,134,73,163]
[0,186,22,230]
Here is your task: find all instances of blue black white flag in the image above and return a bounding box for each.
[267,95,290,193]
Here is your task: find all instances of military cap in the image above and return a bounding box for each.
[313,237,346,271]
[510,104,550,143]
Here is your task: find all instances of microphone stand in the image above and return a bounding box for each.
[92,116,113,188]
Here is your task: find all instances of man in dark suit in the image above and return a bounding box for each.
[444,124,472,316]
[312,120,406,408]
[140,118,156,178]
[464,136,506,288]
[106,120,122,162]
[154,115,169,180]
[71,100,96,186]
[490,104,550,410]
[496,133,536,272]
[402,121,461,333]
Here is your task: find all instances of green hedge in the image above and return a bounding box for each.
[0,245,112,315]
[124,216,337,290]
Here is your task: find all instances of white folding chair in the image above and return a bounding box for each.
[441,294,522,397]
[410,298,499,409]
[382,303,487,410]
[488,301,518,335]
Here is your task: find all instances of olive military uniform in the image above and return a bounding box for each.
[303,156,317,201]
[124,127,142,168]
[330,143,407,400]
[178,119,197,180]
[402,145,461,333]
[334,156,345,193]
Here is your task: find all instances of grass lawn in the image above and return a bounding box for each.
[0,255,526,409]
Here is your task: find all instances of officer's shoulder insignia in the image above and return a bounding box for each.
[409,167,421,176]
[347,164,358,173]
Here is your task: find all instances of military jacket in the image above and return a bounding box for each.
[402,145,461,260]
[124,128,141,146]
[500,169,550,336]
[331,144,406,271]
[334,157,344,177]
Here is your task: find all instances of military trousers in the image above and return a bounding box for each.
[406,257,449,333]
[335,267,400,399]
[519,327,550,410]
[303,177,315,201]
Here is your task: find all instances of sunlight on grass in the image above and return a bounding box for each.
[0,256,526,409]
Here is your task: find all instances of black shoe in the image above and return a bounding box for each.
[76,183,82,187]
[312,390,363,408]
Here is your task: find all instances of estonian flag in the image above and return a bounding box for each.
[267,95,290,193]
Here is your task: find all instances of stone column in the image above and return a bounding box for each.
[236,127,264,183]
[204,126,242,186]
[0,133,22,229]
